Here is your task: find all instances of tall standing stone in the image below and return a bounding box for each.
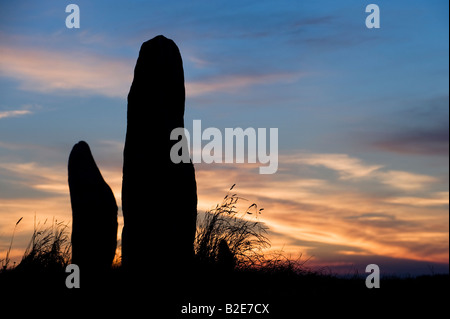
[122,35,198,272]
[68,141,118,272]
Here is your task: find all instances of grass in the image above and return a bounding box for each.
[195,185,271,269]
[1,218,71,276]
[18,218,71,272]
[1,217,22,271]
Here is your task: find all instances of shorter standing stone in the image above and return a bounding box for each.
[68,141,118,273]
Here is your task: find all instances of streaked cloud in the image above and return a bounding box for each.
[0,44,134,98]
[0,162,69,196]
[284,153,383,179]
[186,72,301,97]
[378,170,438,191]
[283,152,438,191]
[384,192,449,207]
[0,109,32,120]
[372,125,449,156]
[0,103,38,121]
[360,96,449,156]
[0,43,302,99]
[0,104,41,120]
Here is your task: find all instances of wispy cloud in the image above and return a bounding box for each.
[0,104,39,120]
[284,152,439,191]
[378,170,438,191]
[360,96,449,156]
[0,162,69,196]
[0,109,32,120]
[384,192,449,207]
[372,125,449,156]
[284,153,383,179]
[0,43,302,99]
[0,44,134,98]
[186,72,301,97]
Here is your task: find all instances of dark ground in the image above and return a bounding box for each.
[1,262,448,318]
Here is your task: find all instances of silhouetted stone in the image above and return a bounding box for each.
[68,141,118,273]
[218,239,235,272]
[122,35,198,272]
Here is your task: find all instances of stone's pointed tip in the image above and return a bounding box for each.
[142,35,177,48]
[76,140,89,147]
[69,142,94,167]
[72,141,90,152]
[152,35,171,42]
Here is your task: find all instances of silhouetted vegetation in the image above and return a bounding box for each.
[18,219,71,272]
[1,217,22,271]
[195,185,270,269]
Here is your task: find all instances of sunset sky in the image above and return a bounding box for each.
[0,0,448,275]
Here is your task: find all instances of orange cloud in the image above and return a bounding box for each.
[0,44,133,98]
[384,192,449,207]
[378,170,438,191]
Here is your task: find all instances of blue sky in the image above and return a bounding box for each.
[0,0,448,275]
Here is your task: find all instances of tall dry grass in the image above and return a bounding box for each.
[16,218,71,272]
[1,217,23,271]
[195,185,271,269]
